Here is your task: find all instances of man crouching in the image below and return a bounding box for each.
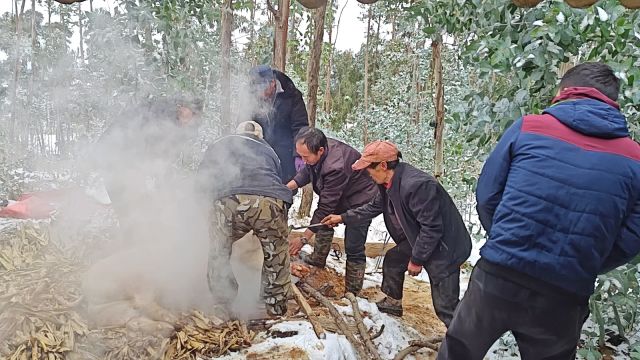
[198,121,293,317]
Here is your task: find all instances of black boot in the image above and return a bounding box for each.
[303,229,333,268]
[345,261,366,295]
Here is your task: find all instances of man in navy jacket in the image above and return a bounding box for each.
[250,65,309,183]
[438,63,640,359]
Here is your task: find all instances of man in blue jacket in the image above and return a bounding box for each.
[438,63,640,359]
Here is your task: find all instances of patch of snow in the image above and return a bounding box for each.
[220,293,428,360]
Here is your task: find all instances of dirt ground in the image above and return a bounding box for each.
[302,265,446,339]
[246,346,309,360]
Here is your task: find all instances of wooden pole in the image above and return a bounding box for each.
[291,283,326,339]
[301,284,369,359]
[346,293,381,360]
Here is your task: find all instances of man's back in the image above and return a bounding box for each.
[199,135,293,204]
[477,87,640,296]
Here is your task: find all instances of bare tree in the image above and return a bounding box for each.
[432,35,445,180]
[362,7,372,144]
[298,3,327,218]
[10,0,27,142]
[78,3,84,62]
[268,0,291,71]
[221,0,234,133]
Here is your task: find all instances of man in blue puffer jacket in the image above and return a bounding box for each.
[438,62,640,360]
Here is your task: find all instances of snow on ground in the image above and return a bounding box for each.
[219,298,424,360]
[2,185,619,359]
[287,192,527,360]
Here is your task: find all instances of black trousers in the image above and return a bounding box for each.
[437,266,589,360]
[344,220,371,264]
[381,240,460,327]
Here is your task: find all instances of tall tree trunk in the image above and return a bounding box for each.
[411,37,425,128]
[78,3,84,62]
[28,0,36,106]
[391,14,397,41]
[305,5,325,129]
[362,7,372,144]
[248,0,256,62]
[10,0,27,142]
[89,0,93,12]
[432,36,445,180]
[27,0,36,150]
[372,13,380,86]
[270,0,290,71]
[322,0,334,113]
[220,0,233,133]
[298,3,327,219]
[287,7,297,69]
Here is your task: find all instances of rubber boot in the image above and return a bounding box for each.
[376,296,403,317]
[303,228,333,268]
[345,261,366,295]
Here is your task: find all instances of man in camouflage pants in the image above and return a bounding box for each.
[210,195,291,316]
[199,121,293,316]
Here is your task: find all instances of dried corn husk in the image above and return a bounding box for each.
[162,313,255,360]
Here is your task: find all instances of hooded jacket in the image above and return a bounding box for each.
[476,87,640,297]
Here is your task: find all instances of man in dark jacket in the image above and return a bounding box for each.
[287,127,377,295]
[199,121,293,317]
[322,141,471,327]
[99,95,203,238]
[250,65,309,183]
[437,63,640,360]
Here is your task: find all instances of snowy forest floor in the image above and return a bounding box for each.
[0,186,634,359]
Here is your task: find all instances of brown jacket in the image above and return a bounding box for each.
[293,138,377,231]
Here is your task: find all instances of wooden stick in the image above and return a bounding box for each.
[370,324,385,340]
[291,283,326,339]
[301,283,368,359]
[345,292,381,360]
[393,337,444,360]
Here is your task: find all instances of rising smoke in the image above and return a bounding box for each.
[27,6,275,329]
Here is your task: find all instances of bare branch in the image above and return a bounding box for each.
[266,0,279,20]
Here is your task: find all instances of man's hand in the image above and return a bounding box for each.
[407,261,423,276]
[286,180,299,191]
[321,214,343,227]
[289,237,306,256]
[303,229,314,240]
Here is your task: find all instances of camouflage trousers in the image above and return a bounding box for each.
[208,194,291,316]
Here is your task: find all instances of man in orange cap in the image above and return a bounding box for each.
[322,140,471,327]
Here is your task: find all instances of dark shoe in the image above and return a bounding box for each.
[345,261,366,295]
[376,296,403,317]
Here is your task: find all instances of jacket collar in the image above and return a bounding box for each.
[552,87,619,109]
[384,163,406,195]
